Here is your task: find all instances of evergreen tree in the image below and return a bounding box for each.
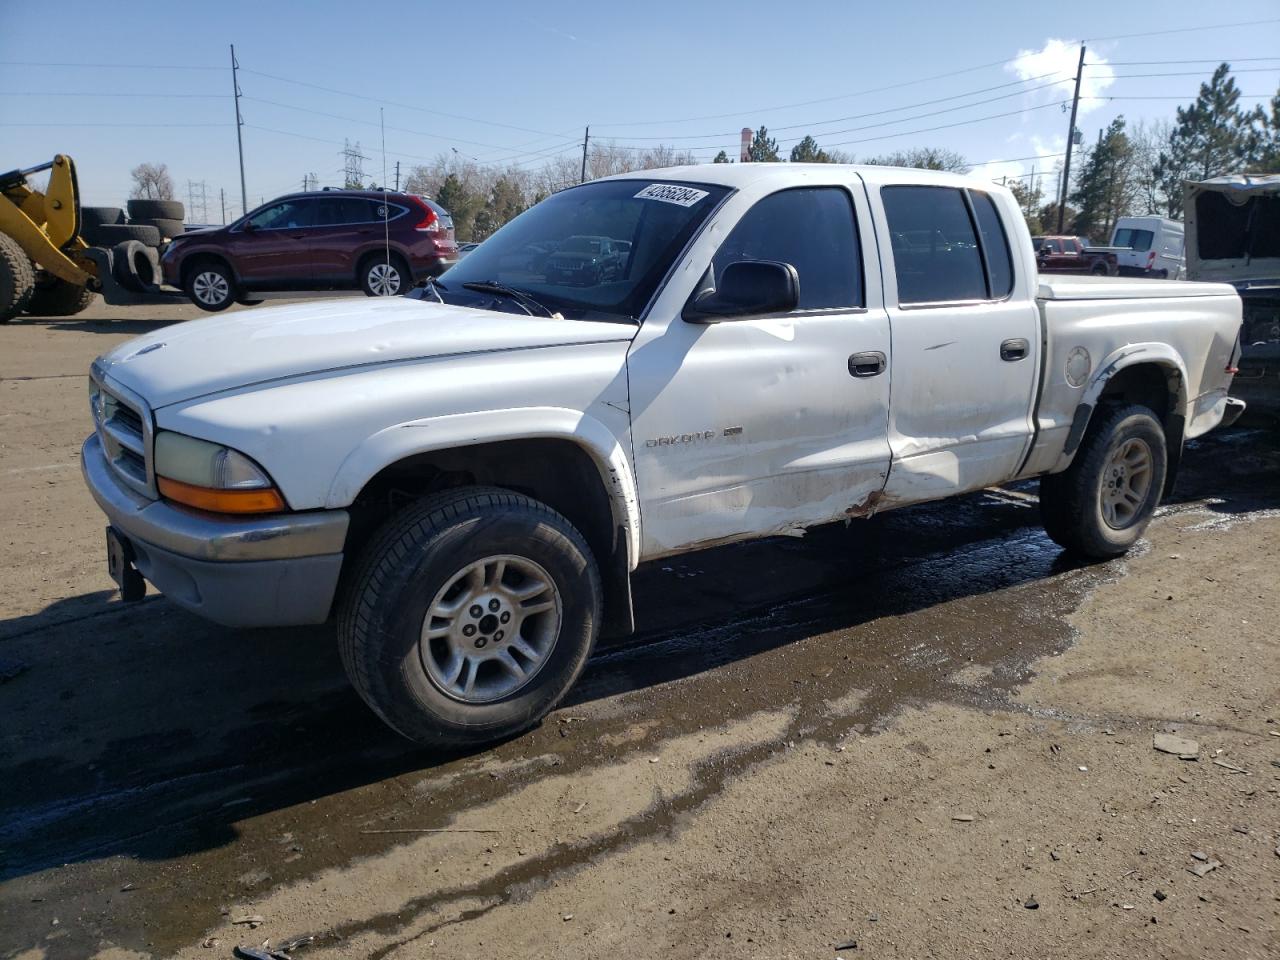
[789,135,832,163]
[1251,86,1280,172]
[1070,117,1138,242]
[1154,64,1260,216]
[712,150,730,164]
[436,173,482,241]
[748,126,780,163]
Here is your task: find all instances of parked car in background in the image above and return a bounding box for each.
[1110,216,1185,278]
[1032,235,1119,276]
[1185,174,1280,411]
[161,189,458,311]
[543,235,627,285]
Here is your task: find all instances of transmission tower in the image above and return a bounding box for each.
[341,140,367,189]
[186,180,209,222]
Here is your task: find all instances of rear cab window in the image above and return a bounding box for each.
[880,185,1014,305]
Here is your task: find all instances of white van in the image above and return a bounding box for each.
[1110,216,1185,279]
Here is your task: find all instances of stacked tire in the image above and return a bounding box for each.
[0,197,186,322]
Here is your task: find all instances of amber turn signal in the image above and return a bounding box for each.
[157,476,286,514]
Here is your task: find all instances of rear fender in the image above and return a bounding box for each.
[1054,343,1189,479]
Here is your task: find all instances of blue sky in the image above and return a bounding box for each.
[3,0,1277,218]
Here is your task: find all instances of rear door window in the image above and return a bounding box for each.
[713,187,863,310]
[969,191,1013,297]
[882,186,986,304]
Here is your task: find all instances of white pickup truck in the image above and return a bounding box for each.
[83,164,1245,746]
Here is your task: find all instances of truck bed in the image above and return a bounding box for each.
[1037,274,1232,301]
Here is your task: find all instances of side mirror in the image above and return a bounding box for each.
[242,220,256,232]
[683,260,799,323]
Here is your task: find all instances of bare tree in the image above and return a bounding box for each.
[864,147,970,173]
[130,162,174,200]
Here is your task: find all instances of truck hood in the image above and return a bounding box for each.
[1184,175,1280,284]
[96,297,636,408]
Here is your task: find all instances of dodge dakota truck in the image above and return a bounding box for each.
[83,165,1245,747]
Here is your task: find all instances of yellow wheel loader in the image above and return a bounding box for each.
[1,154,181,323]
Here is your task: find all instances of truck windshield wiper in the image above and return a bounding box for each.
[461,280,559,319]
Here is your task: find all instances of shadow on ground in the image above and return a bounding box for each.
[0,417,1275,888]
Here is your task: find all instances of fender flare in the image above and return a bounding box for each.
[326,405,642,570]
[1055,342,1189,473]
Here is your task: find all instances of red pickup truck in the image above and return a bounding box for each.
[1032,236,1120,277]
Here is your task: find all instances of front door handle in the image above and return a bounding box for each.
[848,351,887,378]
[1000,338,1029,362]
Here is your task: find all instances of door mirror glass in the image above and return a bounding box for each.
[683,260,799,322]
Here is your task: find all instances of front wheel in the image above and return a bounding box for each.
[1040,404,1167,558]
[337,487,602,747]
[185,261,236,311]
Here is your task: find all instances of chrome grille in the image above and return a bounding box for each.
[91,364,156,498]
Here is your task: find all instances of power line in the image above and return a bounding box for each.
[591,53,1038,129]
[0,121,230,127]
[1089,57,1280,66]
[239,68,564,138]
[0,59,222,70]
[0,91,225,98]
[608,72,1069,141]
[1096,67,1280,78]
[1079,17,1280,43]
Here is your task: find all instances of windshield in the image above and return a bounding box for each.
[1113,228,1154,252]
[434,179,730,321]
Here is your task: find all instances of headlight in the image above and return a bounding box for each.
[154,431,285,514]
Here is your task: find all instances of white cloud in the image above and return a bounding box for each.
[1006,38,1114,116]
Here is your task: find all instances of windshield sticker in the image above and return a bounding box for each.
[634,183,709,207]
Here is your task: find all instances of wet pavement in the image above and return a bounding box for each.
[2,406,1276,957]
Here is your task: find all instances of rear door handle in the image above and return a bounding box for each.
[848,351,887,378]
[1000,338,1029,362]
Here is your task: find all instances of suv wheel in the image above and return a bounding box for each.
[338,487,601,747]
[361,255,408,297]
[186,261,235,312]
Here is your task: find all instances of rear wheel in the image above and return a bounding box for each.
[0,234,35,323]
[338,487,601,747]
[184,260,236,311]
[360,254,409,297]
[1040,404,1167,558]
[1090,262,1109,276]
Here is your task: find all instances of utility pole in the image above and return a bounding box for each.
[1057,44,1086,233]
[230,44,248,217]
[220,188,226,224]
[394,161,400,192]
[580,125,590,184]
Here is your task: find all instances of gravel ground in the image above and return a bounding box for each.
[1,298,1277,960]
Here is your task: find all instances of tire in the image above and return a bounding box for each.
[80,206,124,230]
[0,233,36,323]
[1090,262,1109,276]
[183,258,236,311]
[360,253,409,297]
[235,296,265,306]
[84,223,161,248]
[126,199,184,221]
[24,274,95,317]
[338,486,602,748]
[136,217,185,240]
[1039,403,1167,559]
[112,240,161,293]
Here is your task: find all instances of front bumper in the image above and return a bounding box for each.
[82,434,349,627]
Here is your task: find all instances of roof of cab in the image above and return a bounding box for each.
[597,163,984,191]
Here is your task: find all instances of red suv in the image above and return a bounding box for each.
[161,189,458,311]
